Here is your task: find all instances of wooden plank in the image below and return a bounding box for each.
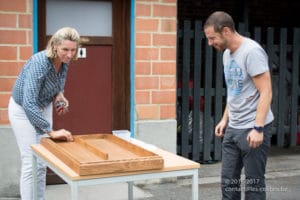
[203,43,213,161]
[267,28,275,72]
[79,156,163,175]
[41,139,83,174]
[213,51,223,161]
[238,23,250,37]
[31,144,200,180]
[79,134,156,157]
[77,137,109,160]
[40,134,164,176]
[192,20,202,161]
[277,28,288,146]
[181,20,192,157]
[290,28,300,146]
[254,27,261,43]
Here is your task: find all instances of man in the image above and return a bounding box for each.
[204,11,274,200]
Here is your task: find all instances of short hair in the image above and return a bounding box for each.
[204,11,236,33]
[46,27,80,60]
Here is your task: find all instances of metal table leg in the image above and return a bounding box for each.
[192,169,199,200]
[71,182,79,200]
[127,181,134,200]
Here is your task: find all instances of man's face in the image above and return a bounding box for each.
[204,26,227,51]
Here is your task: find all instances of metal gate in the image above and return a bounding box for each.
[177,20,300,162]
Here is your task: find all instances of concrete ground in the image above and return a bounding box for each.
[137,146,300,200]
[1,146,300,200]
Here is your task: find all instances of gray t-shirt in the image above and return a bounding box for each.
[223,37,274,129]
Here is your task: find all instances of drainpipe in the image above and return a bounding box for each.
[130,0,135,137]
[33,0,38,53]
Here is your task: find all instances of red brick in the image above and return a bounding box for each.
[161,48,176,60]
[0,46,17,60]
[0,0,27,12]
[135,18,158,32]
[0,93,11,107]
[0,14,17,28]
[0,30,27,44]
[136,33,151,46]
[0,62,23,76]
[153,5,176,17]
[20,46,33,60]
[136,0,158,3]
[135,76,159,90]
[161,19,177,32]
[160,77,176,90]
[136,3,151,16]
[135,48,159,60]
[152,90,176,104]
[0,78,16,91]
[152,62,176,75]
[135,62,151,75]
[19,14,32,29]
[153,34,176,46]
[160,105,176,119]
[135,91,150,104]
[136,105,159,120]
[27,30,32,44]
[0,109,9,125]
[161,0,177,3]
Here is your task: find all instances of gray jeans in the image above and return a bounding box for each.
[221,124,272,200]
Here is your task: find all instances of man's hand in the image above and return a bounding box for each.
[247,129,264,148]
[215,119,227,137]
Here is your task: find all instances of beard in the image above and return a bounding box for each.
[213,44,226,51]
[214,38,228,51]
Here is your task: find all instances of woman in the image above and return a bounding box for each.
[8,27,80,200]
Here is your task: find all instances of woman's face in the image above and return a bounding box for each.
[55,40,78,64]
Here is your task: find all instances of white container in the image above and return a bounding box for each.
[112,130,131,140]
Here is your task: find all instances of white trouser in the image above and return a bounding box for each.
[8,97,52,200]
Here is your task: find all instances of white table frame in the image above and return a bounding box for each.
[32,147,199,200]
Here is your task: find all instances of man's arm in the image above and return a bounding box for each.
[252,71,273,126]
[247,71,272,148]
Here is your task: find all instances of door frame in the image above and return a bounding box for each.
[38,0,131,131]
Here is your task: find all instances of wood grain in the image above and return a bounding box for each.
[40,134,164,175]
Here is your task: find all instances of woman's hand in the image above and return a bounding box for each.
[47,129,74,142]
[54,92,69,115]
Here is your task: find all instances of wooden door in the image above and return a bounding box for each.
[39,0,130,133]
[54,46,112,133]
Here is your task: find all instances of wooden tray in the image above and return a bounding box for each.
[40,134,164,175]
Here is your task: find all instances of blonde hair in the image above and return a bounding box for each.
[46,27,80,60]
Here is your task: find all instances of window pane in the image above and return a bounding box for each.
[46,0,112,36]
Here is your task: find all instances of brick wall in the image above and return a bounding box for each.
[0,0,33,125]
[0,0,178,125]
[134,0,177,120]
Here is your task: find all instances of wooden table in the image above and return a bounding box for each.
[32,140,200,200]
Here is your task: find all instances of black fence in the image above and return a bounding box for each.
[177,20,300,162]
